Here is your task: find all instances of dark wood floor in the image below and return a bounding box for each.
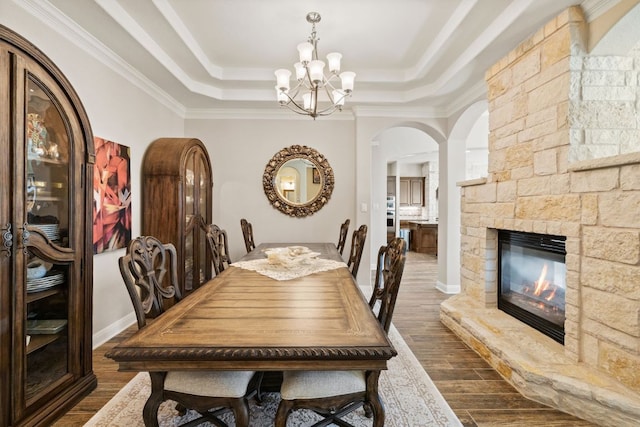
[54,251,595,426]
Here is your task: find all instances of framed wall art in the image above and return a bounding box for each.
[92,137,131,254]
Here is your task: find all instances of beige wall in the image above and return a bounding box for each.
[185,118,357,266]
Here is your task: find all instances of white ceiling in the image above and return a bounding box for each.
[30,0,618,117]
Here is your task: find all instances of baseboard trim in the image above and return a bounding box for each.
[92,312,136,349]
[436,280,460,294]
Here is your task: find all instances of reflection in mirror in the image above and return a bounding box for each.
[275,158,322,204]
[263,145,334,217]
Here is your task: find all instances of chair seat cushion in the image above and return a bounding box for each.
[165,370,255,398]
[280,370,366,400]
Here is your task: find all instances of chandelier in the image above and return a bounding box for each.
[274,12,356,119]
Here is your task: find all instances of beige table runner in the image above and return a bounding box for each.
[231,246,346,280]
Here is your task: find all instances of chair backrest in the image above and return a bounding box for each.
[346,224,367,278]
[368,237,406,333]
[118,236,181,330]
[336,219,350,255]
[206,224,232,275]
[240,218,256,253]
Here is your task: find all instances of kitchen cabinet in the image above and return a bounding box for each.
[412,222,438,255]
[142,138,213,297]
[0,24,96,426]
[399,177,424,206]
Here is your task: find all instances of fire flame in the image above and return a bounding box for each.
[533,264,556,301]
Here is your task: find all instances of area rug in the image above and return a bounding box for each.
[86,325,462,426]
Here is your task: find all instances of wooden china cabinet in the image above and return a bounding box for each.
[142,138,213,296]
[0,25,96,426]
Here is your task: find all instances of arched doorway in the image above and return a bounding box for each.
[369,122,443,284]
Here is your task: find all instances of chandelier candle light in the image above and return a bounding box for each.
[275,12,356,119]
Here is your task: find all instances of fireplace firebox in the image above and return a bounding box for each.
[498,230,566,344]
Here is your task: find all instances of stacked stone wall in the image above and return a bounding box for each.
[570,42,640,161]
[459,5,640,393]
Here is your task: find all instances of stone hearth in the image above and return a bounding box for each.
[442,295,640,426]
[441,6,640,426]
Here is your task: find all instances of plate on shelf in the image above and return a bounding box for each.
[31,224,60,241]
[26,319,67,334]
[27,271,64,293]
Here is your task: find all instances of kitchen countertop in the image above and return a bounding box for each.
[398,219,438,228]
[406,220,438,226]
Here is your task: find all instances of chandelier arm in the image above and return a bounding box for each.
[304,70,316,91]
[321,80,336,104]
[332,91,348,105]
[285,104,321,116]
[288,82,304,100]
[280,93,309,114]
[280,91,341,118]
[313,85,319,117]
[310,106,342,117]
[280,97,342,118]
[313,103,343,116]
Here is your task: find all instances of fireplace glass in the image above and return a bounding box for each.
[498,230,566,344]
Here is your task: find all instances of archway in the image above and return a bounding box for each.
[443,100,488,293]
[369,121,444,284]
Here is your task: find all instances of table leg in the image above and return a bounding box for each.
[366,371,385,427]
[143,372,166,427]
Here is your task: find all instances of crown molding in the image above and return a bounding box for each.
[580,0,622,21]
[18,0,597,123]
[184,108,355,121]
[16,0,187,116]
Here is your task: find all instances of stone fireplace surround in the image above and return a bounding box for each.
[440,6,640,426]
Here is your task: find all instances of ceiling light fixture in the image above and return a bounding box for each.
[274,12,356,119]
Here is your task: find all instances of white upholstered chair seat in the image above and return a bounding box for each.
[165,370,255,398]
[280,370,366,400]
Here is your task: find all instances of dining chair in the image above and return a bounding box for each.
[206,224,232,275]
[118,235,258,427]
[336,218,350,256]
[274,237,407,427]
[346,224,368,277]
[240,218,256,253]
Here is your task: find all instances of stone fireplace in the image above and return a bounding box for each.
[440,6,640,427]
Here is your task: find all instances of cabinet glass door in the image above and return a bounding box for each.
[182,148,210,293]
[184,161,195,291]
[195,151,208,285]
[23,79,71,403]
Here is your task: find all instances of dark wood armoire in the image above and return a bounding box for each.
[0,24,96,426]
[142,138,213,296]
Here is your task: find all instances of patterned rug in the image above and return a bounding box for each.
[86,325,461,426]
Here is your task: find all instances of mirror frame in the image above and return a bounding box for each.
[263,145,334,217]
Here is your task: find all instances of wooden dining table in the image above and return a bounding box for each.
[106,242,396,426]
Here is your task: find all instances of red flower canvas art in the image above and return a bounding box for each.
[93,137,131,254]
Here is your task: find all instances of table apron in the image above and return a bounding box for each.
[116,359,390,372]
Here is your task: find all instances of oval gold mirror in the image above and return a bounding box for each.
[263,145,334,217]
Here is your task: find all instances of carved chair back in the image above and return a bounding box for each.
[119,236,180,329]
[369,237,406,333]
[336,219,350,255]
[206,224,232,275]
[346,224,367,278]
[240,218,256,253]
